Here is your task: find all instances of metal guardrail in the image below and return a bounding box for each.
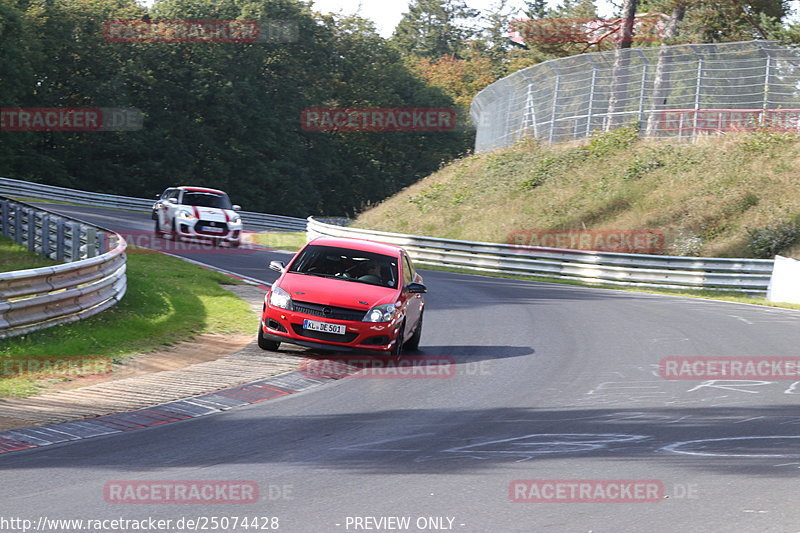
[307,218,773,294]
[0,197,127,339]
[0,177,307,232]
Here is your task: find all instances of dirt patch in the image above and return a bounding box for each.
[47,334,253,392]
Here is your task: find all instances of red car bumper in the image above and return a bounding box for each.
[261,303,401,353]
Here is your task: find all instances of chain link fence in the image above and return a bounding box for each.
[470,40,800,152]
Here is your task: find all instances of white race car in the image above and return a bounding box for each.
[153,186,243,247]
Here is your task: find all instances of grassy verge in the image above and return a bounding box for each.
[0,236,58,273]
[0,247,255,397]
[356,128,800,259]
[248,231,306,252]
[418,263,800,311]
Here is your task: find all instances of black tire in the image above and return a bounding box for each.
[404,311,423,351]
[154,219,164,237]
[390,322,405,358]
[257,325,281,351]
[230,239,241,248]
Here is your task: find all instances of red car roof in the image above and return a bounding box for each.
[307,236,404,257]
[178,186,226,195]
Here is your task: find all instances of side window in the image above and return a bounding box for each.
[402,254,414,286]
[160,189,173,200]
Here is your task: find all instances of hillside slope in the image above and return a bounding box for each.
[354,128,800,258]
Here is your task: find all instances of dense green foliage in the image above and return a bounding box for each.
[2,0,798,218]
[0,0,470,216]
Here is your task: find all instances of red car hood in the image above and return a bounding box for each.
[278,273,397,310]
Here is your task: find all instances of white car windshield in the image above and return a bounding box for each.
[182,191,232,209]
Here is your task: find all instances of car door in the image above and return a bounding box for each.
[401,252,423,335]
[157,189,179,230]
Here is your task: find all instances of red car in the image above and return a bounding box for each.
[258,237,426,356]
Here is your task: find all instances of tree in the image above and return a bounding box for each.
[523,0,548,19]
[605,0,638,130]
[645,1,687,136]
[391,0,480,59]
[639,0,790,43]
[473,0,515,77]
[407,50,497,114]
[0,0,471,217]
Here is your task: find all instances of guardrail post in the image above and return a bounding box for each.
[69,222,81,261]
[56,218,66,262]
[13,205,23,245]
[41,214,51,257]
[27,210,37,252]
[86,227,97,258]
[0,199,8,237]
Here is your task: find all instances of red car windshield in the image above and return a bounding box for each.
[182,191,232,209]
[289,245,398,288]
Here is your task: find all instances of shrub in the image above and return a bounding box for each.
[746,223,800,258]
[623,159,664,180]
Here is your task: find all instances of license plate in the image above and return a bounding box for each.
[303,319,346,335]
[204,226,224,233]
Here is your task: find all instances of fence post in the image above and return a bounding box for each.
[523,83,538,139]
[692,58,703,139]
[586,65,597,137]
[635,49,648,129]
[549,67,560,143]
[761,52,772,127]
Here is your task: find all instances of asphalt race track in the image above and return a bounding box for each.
[1,204,799,532]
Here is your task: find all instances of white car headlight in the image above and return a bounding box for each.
[231,214,241,224]
[363,303,397,323]
[178,209,196,220]
[269,286,292,310]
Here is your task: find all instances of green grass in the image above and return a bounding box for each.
[0,236,58,273]
[248,231,306,251]
[9,197,81,206]
[0,247,256,397]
